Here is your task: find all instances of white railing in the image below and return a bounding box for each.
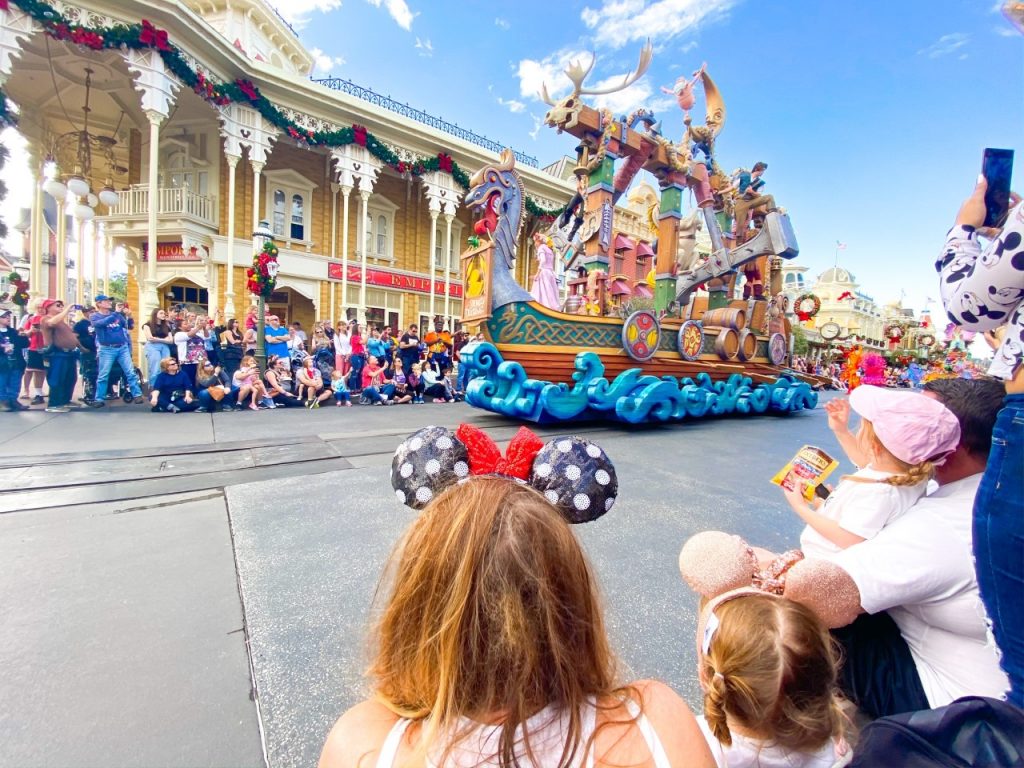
[106,186,215,224]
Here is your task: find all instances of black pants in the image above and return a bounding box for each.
[831,611,930,718]
[46,350,78,407]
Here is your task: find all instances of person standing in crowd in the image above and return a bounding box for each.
[174,319,207,388]
[244,304,258,331]
[424,315,453,373]
[20,300,46,405]
[142,309,175,388]
[348,323,366,392]
[0,309,28,411]
[242,322,257,356]
[366,327,386,373]
[333,320,351,377]
[264,315,291,362]
[397,321,420,377]
[219,319,243,380]
[290,321,307,347]
[39,299,80,413]
[937,177,1024,706]
[71,305,98,406]
[379,326,395,374]
[90,295,144,406]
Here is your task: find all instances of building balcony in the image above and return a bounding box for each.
[103,186,217,228]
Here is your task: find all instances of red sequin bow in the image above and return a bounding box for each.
[455,424,543,481]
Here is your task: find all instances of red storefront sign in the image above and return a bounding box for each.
[141,242,203,262]
[327,262,462,298]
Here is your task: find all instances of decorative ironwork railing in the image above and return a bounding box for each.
[312,77,539,168]
[106,186,215,223]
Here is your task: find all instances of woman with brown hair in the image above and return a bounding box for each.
[319,425,712,768]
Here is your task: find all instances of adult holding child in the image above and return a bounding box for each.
[320,424,712,768]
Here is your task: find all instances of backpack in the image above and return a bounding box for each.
[850,696,1024,767]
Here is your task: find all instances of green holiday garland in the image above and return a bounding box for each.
[4,0,566,216]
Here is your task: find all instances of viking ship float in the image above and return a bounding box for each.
[458,46,818,424]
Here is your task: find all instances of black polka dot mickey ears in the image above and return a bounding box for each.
[390,424,618,524]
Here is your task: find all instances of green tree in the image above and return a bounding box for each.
[107,272,127,301]
[791,323,809,356]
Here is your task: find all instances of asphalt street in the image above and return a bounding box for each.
[0,394,849,768]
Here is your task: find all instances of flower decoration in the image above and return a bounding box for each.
[245,241,279,299]
[8,271,29,307]
[793,293,821,322]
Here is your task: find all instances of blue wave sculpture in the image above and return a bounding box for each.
[462,342,818,425]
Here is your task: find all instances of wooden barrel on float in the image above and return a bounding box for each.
[737,329,757,361]
[713,327,739,360]
[702,307,746,330]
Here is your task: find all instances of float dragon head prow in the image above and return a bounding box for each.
[464,148,525,271]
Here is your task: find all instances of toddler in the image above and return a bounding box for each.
[696,590,849,767]
[330,370,352,407]
[783,386,960,558]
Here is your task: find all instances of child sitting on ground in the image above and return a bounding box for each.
[330,369,352,407]
[694,590,850,767]
[782,385,960,558]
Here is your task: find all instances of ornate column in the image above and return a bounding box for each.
[223,152,240,317]
[103,234,111,296]
[75,221,85,306]
[55,194,67,302]
[124,49,178,319]
[29,166,42,299]
[329,183,338,325]
[251,159,264,237]
[443,211,454,326]
[357,188,370,325]
[92,222,101,301]
[427,209,439,319]
[340,182,352,320]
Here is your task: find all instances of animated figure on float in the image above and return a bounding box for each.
[529,232,561,310]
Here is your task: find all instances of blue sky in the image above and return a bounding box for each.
[281,0,1022,315]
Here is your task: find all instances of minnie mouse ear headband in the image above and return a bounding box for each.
[391,423,618,524]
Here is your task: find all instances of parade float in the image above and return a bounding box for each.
[459,45,818,424]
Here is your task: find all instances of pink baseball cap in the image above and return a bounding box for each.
[849,385,961,465]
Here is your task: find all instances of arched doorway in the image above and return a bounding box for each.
[160,277,208,314]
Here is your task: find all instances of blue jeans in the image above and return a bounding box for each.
[144,342,168,387]
[0,367,22,402]
[973,393,1024,707]
[97,344,142,400]
[348,354,366,391]
[46,350,78,407]
[457,360,472,393]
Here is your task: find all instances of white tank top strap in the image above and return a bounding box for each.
[623,699,671,768]
[376,717,413,768]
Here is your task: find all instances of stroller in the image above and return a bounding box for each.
[313,346,334,384]
[108,359,145,401]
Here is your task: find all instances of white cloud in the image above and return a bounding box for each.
[271,0,342,30]
[528,114,545,141]
[366,0,416,30]
[590,76,652,115]
[581,0,736,49]
[679,41,698,53]
[917,32,969,58]
[497,97,526,113]
[309,47,346,74]
[517,47,591,101]
[994,25,1018,37]
[415,37,433,57]
[495,17,510,29]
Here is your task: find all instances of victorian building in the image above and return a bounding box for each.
[1,0,571,360]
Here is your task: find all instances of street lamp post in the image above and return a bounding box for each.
[252,220,275,371]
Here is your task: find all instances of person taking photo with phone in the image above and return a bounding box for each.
[937,167,1023,707]
[89,295,144,407]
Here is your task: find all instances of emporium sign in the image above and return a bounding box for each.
[141,242,203,262]
[327,262,463,298]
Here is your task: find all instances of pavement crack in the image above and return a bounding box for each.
[109,491,225,515]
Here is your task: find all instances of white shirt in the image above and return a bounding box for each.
[800,467,926,558]
[173,330,188,361]
[830,474,1009,707]
[334,332,351,356]
[696,717,845,768]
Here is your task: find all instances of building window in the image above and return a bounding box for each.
[264,169,317,244]
[291,194,304,240]
[376,215,387,257]
[433,222,465,272]
[365,198,399,262]
[272,190,286,236]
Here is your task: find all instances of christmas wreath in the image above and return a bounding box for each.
[794,293,821,321]
[917,333,936,348]
[246,241,279,299]
[7,271,29,307]
[883,322,906,344]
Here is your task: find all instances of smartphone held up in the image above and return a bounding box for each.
[982,147,1014,228]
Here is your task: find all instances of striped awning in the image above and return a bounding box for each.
[636,241,656,259]
[613,234,636,251]
[609,278,632,296]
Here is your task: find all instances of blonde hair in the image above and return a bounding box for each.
[158,357,177,372]
[701,594,845,753]
[846,420,934,487]
[370,477,627,767]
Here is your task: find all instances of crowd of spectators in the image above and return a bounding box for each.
[0,299,477,414]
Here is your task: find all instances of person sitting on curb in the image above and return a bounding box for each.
[360,355,394,405]
[330,370,352,407]
[265,355,302,408]
[149,358,198,413]
[195,361,232,413]
[297,355,331,409]
[89,295,144,407]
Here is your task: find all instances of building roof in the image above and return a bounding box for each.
[817,266,856,284]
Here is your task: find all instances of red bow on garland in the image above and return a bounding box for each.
[796,310,812,321]
[139,20,170,51]
[352,124,368,147]
[837,291,854,301]
[455,424,543,481]
[437,153,453,173]
[236,78,259,102]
